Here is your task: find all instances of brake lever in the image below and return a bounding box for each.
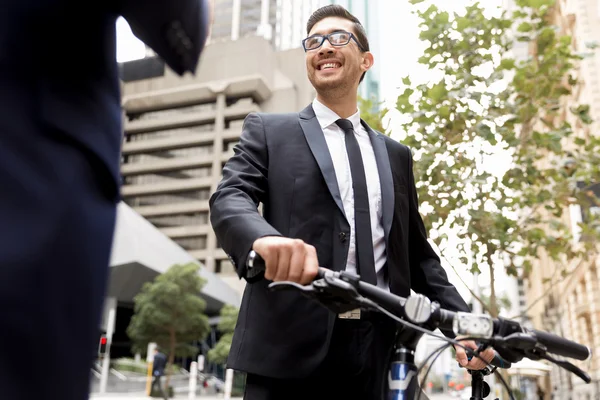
[269,281,315,295]
[268,276,365,314]
[536,352,591,383]
[492,333,591,383]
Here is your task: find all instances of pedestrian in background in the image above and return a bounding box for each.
[151,348,169,400]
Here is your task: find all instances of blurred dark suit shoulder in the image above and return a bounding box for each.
[0,1,209,399]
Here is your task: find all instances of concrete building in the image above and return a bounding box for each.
[119,36,315,296]
[210,0,278,45]
[563,0,600,135]
[276,0,329,50]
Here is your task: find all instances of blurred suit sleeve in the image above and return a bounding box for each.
[117,0,211,75]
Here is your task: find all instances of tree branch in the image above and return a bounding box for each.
[429,240,493,315]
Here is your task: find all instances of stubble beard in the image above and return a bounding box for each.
[309,73,354,101]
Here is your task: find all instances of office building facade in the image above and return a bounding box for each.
[211,0,278,44]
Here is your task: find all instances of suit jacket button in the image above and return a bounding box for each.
[339,232,347,243]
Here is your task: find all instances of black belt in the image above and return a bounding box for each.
[337,309,394,324]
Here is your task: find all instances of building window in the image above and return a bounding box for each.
[128,103,217,122]
[125,189,212,207]
[175,236,208,251]
[147,212,209,228]
[127,124,216,141]
[123,167,213,186]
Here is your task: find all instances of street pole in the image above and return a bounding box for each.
[188,361,198,399]
[224,368,234,399]
[472,272,482,314]
[146,342,157,396]
[99,307,115,393]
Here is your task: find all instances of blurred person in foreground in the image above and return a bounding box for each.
[0,0,212,398]
[210,5,494,399]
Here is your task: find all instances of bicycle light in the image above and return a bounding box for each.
[404,294,432,324]
[453,312,494,338]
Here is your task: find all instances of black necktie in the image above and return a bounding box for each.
[335,118,377,285]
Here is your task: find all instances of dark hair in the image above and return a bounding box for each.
[306,5,370,83]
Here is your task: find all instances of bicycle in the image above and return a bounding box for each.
[250,258,591,400]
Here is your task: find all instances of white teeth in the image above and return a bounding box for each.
[320,62,340,70]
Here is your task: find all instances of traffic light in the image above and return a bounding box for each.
[98,334,108,356]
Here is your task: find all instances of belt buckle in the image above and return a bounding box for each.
[338,309,361,319]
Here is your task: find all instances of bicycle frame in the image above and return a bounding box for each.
[387,325,422,400]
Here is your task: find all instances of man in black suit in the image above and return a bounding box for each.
[210,4,493,399]
[0,1,212,399]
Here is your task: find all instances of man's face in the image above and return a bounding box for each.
[305,17,372,94]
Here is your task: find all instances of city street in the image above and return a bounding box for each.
[90,394,241,400]
[429,394,454,400]
[89,394,454,400]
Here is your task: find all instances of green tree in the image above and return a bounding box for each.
[207,304,239,365]
[358,96,387,132]
[389,0,600,317]
[127,263,210,385]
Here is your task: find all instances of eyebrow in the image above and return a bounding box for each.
[308,28,349,36]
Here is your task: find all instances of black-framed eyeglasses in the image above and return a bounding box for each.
[302,31,366,52]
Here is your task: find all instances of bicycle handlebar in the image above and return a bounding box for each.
[314,266,589,362]
[531,329,590,361]
[249,257,591,382]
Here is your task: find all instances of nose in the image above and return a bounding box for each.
[319,38,335,55]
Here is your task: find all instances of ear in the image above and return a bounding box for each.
[361,51,374,73]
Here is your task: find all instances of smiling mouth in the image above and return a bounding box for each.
[318,62,342,71]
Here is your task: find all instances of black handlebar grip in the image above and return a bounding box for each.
[532,329,591,361]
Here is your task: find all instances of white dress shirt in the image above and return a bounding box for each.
[312,98,389,289]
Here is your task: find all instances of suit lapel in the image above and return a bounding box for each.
[362,120,394,241]
[298,104,346,218]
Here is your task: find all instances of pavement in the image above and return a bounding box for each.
[89,392,450,400]
[89,394,241,400]
[428,394,454,400]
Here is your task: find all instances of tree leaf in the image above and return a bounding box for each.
[517,22,533,32]
[499,58,516,70]
[428,81,448,102]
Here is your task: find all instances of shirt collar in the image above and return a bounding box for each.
[312,98,362,132]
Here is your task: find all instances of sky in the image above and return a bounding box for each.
[115,0,515,308]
